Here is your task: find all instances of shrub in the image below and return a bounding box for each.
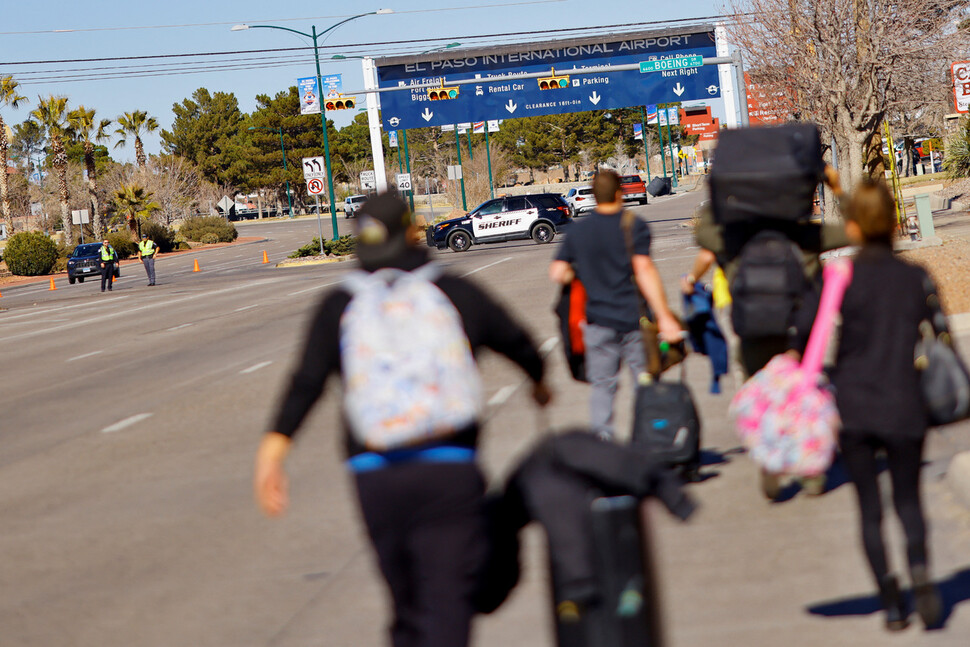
[3,231,58,276]
[324,235,356,256]
[179,216,238,243]
[107,233,138,260]
[140,221,177,253]
[290,238,322,258]
[200,233,219,245]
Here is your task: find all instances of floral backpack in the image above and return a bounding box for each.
[729,259,853,477]
[339,263,482,451]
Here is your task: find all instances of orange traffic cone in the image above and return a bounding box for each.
[262,250,269,264]
[193,259,200,272]
[49,278,57,291]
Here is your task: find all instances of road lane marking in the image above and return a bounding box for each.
[288,281,337,297]
[233,304,260,313]
[488,385,517,406]
[166,323,194,331]
[102,413,153,433]
[461,257,512,277]
[539,336,560,357]
[67,350,103,362]
[240,361,273,374]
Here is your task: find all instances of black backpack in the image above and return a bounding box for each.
[730,229,808,339]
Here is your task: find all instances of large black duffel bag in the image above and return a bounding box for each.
[709,123,824,225]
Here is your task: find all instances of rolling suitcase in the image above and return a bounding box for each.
[552,495,664,647]
[709,123,824,225]
[630,375,702,482]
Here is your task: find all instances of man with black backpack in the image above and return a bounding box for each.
[254,193,550,647]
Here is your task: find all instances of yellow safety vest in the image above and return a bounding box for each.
[100,245,116,262]
[138,240,156,256]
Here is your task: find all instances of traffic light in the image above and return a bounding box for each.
[427,83,460,101]
[325,95,356,110]
[538,68,570,90]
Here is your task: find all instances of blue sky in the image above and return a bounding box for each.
[0,1,727,162]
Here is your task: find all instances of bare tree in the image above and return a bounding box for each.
[729,0,967,198]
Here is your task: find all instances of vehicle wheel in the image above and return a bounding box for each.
[640,198,649,205]
[447,231,472,252]
[68,276,76,285]
[532,223,555,244]
[78,277,85,283]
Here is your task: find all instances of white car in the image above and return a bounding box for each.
[564,186,596,217]
[344,194,368,218]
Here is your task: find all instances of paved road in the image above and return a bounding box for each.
[2,191,968,646]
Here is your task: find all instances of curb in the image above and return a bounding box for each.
[946,451,970,509]
[275,255,355,268]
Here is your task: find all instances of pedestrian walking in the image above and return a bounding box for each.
[549,169,681,440]
[254,192,550,647]
[138,233,157,286]
[796,179,944,631]
[99,238,118,292]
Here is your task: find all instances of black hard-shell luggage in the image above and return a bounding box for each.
[630,379,702,481]
[554,495,663,647]
[709,123,824,225]
[646,176,672,197]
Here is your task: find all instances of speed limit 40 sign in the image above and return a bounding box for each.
[307,178,325,195]
[396,173,412,192]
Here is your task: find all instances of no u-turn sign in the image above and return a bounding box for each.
[953,61,970,113]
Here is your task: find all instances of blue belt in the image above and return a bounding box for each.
[347,446,476,473]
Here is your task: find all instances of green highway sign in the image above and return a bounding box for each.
[639,55,704,74]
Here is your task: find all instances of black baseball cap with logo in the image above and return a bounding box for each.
[355,193,415,270]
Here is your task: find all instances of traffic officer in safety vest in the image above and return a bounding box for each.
[138,234,158,286]
[99,239,118,292]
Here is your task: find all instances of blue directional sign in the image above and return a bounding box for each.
[375,28,721,131]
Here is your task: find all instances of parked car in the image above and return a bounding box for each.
[564,186,596,217]
[619,174,648,205]
[344,194,368,218]
[426,193,570,252]
[66,242,120,285]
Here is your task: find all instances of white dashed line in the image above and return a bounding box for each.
[234,304,260,312]
[67,350,103,363]
[288,281,337,297]
[240,361,273,374]
[488,385,517,406]
[102,413,153,433]
[166,323,194,331]
[461,257,512,277]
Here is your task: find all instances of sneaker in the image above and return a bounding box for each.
[878,575,910,632]
[911,565,943,629]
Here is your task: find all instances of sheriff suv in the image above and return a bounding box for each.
[66,242,120,284]
[426,194,570,252]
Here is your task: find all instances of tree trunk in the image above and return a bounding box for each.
[257,191,264,219]
[84,141,102,236]
[864,128,885,179]
[135,136,147,168]
[54,140,72,244]
[0,116,11,233]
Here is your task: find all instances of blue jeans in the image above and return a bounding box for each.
[583,322,647,439]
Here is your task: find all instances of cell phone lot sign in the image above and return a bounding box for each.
[954,61,970,113]
[375,28,721,130]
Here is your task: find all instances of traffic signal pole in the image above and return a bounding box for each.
[454,125,467,211]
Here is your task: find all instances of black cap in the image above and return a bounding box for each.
[355,193,411,269]
[141,234,147,239]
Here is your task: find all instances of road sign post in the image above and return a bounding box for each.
[402,130,415,211]
[454,126,467,211]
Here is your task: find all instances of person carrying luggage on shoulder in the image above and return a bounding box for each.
[793,179,943,632]
[254,192,551,647]
[549,169,682,441]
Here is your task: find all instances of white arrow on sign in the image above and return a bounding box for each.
[672,83,686,97]
[421,108,433,122]
[589,91,601,105]
[505,100,517,114]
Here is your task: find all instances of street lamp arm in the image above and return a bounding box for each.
[233,24,312,39]
[317,10,392,38]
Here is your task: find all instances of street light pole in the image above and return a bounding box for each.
[248,125,293,219]
[232,9,393,239]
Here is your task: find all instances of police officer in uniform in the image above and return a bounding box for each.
[138,234,158,286]
[99,239,118,292]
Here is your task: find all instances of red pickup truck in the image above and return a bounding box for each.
[619,174,648,205]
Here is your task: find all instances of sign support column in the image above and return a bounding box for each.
[484,126,495,200]
[402,130,415,211]
[362,56,389,193]
[638,106,650,177]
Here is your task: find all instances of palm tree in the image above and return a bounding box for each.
[115,111,158,168]
[68,106,112,237]
[113,183,160,238]
[31,96,72,243]
[0,76,27,233]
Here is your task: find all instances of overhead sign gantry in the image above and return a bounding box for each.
[372,27,721,131]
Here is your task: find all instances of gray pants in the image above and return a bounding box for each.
[142,256,156,285]
[583,322,647,439]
